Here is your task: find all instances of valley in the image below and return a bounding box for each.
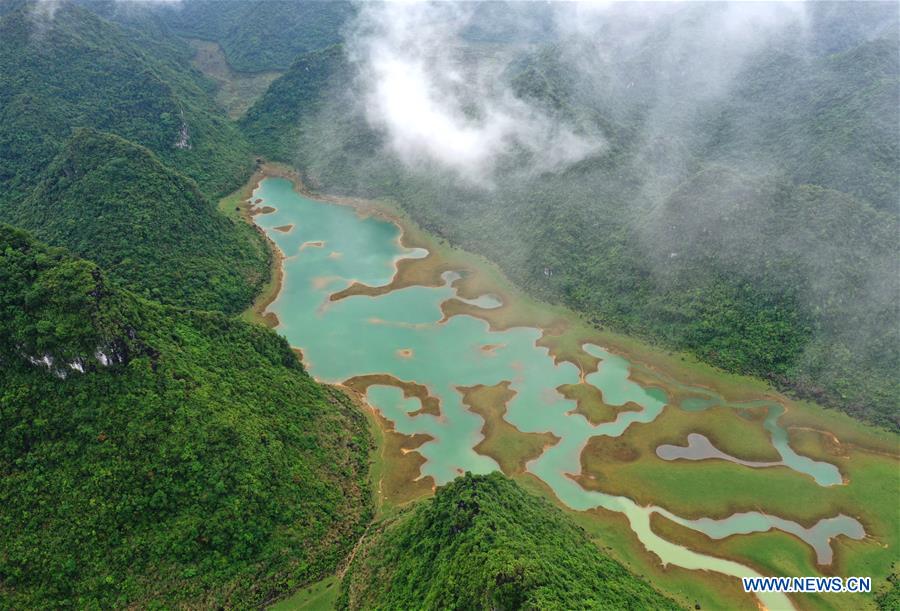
[188,39,282,119]
[2,1,897,609]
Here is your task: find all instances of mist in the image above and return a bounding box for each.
[346,1,604,186]
[341,2,820,188]
[19,0,895,421]
[322,0,899,420]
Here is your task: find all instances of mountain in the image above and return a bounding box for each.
[240,6,900,429]
[0,224,372,608]
[339,472,679,610]
[239,43,389,196]
[10,128,268,313]
[240,44,354,162]
[698,37,899,213]
[0,0,253,203]
[102,0,355,73]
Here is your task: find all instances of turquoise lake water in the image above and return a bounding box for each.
[252,177,864,610]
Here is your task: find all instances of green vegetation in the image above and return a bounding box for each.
[877,571,900,611]
[187,38,281,119]
[339,472,680,610]
[10,128,268,313]
[241,45,350,163]
[0,1,253,202]
[0,2,894,608]
[0,225,373,608]
[270,575,340,611]
[699,38,899,213]
[580,423,900,525]
[241,6,900,429]
[151,0,353,72]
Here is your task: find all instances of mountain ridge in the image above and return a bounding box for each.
[11,128,269,313]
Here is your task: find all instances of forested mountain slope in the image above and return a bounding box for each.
[0,225,372,608]
[127,0,353,73]
[697,38,899,212]
[241,7,900,429]
[241,44,351,162]
[0,0,252,202]
[11,128,268,313]
[340,473,679,610]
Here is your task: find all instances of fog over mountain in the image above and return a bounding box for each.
[346,1,819,187]
[348,1,605,185]
[261,0,894,426]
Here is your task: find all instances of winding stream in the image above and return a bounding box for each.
[252,177,864,610]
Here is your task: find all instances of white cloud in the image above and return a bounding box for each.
[347,1,603,186]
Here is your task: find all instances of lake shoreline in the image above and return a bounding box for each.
[237,162,899,455]
[238,162,432,328]
[238,163,899,611]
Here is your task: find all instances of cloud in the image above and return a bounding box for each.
[347,1,604,186]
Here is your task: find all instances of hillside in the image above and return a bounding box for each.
[240,44,353,163]
[10,128,268,313]
[0,224,372,608]
[0,0,252,203]
[134,0,353,73]
[241,9,900,429]
[339,473,679,610]
[698,38,899,212]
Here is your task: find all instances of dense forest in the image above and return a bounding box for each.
[11,128,269,313]
[241,44,349,160]
[0,0,253,202]
[0,3,370,607]
[340,473,679,610]
[75,0,353,73]
[0,225,372,608]
[241,2,900,429]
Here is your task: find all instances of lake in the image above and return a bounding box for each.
[252,177,866,611]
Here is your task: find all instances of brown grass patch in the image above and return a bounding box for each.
[558,382,641,426]
[460,381,559,475]
[344,374,441,418]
